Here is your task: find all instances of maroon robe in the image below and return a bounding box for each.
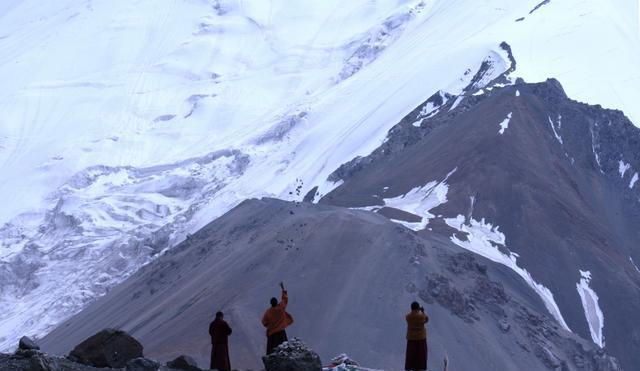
[209,318,232,371]
[405,339,428,370]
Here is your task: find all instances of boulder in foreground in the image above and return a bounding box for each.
[166,354,201,370]
[67,328,143,368]
[18,336,41,351]
[262,338,322,371]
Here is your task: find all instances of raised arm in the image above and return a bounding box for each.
[279,290,288,309]
[420,306,429,323]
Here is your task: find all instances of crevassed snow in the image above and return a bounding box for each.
[0,150,250,347]
[629,173,639,189]
[445,215,571,331]
[619,161,631,178]
[1,0,639,349]
[548,116,563,144]
[337,2,427,81]
[576,270,605,348]
[498,112,513,135]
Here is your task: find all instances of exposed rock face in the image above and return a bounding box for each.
[166,355,200,370]
[67,329,143,368]
[262,339,322,371]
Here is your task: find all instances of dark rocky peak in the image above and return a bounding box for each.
[318,77,640,369]
[464,42,517,95]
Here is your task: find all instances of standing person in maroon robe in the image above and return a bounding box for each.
[405,301,429,371]
[262,282,294,355]
[209,311,232,371]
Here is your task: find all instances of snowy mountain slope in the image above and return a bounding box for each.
[1,0,640,356]
[39,198,621,371]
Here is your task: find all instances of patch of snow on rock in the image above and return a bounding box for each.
[548,116,563,144]
[630,257,640,273]
[324,354,383,371]
[357,169,456,231]
[629,172,638,189]
[448,96,464,111]
[590,127,603,173]
[498,112,513,135]
[383,180,449,231]
[444,215,571,332]
[576,270,605,348]
[619,160,631,178]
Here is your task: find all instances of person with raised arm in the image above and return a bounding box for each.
[262,282,294,355]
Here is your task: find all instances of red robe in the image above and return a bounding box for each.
[209,318,232,371]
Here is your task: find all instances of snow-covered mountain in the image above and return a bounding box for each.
[1,0,640,368]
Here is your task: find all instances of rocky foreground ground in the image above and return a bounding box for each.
[0,330,328,371]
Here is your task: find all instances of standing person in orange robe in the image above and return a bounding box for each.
[405,301,429,371]
[209,311,232,371]
[262,282,294,355]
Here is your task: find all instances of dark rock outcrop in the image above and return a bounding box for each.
[67,329,143,368]
[19,336,40,351]
[0,336,166,371]
[126,357,160,371]
[262,338,322,371]
[166,355,200,370]
[1,350,90,371]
